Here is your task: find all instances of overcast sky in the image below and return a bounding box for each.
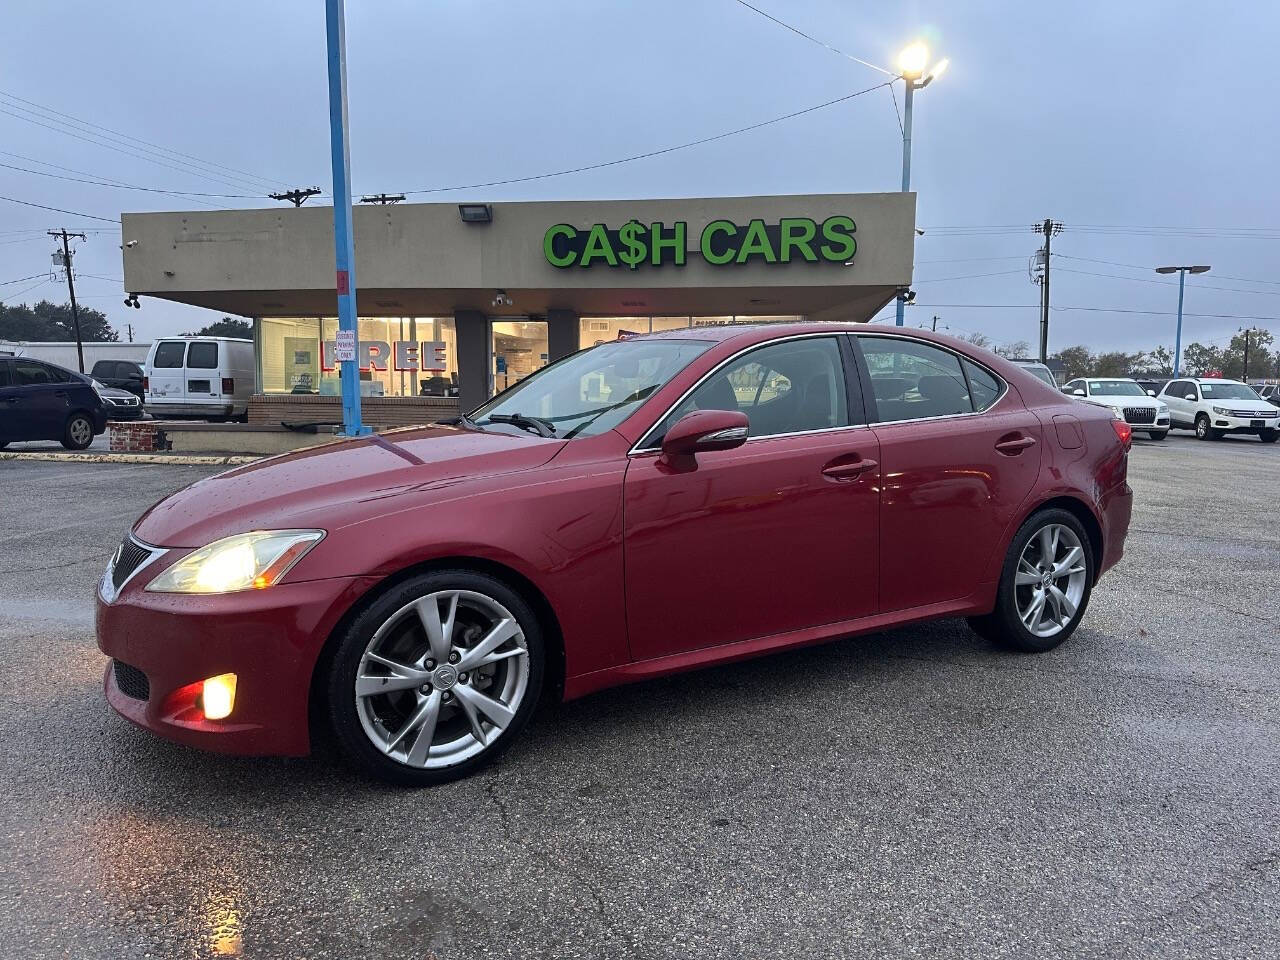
[3,0,1277,354]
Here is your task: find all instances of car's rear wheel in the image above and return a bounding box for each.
[326,570,544,786]
[1148,430,1168,441]
[1194,413,1220,441]
[62,413,94,450]
[968,508,1094,653]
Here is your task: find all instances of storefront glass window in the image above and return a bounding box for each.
[258,317,456,397]
[491,320,548,395]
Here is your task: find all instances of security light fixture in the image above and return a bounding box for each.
[492,290,513,307]
[124,294,140,309]
[1155,265,1210,274]
[459,204,493,223]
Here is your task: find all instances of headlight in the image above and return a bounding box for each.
[146,530,324,594]
[1211,406,1228,415]
[1157,402,1168,413]
[91,379,108,399]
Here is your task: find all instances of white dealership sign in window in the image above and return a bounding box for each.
[321,339,448,372]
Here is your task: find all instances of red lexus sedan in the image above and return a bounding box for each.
[97,324,1132,785]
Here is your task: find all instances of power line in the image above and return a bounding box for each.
[912,268,1027,283]
[727,0,895,75]
[0,89,288,190]
[397,81,892,196]
[1055,253,1280,288]
[0,276,50,304]
[0,158,259,200]
[1055,266,1280,297]
[0,194,119,223]
[0,272,47,286]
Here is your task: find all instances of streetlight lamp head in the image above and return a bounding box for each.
[1189,265,1211,274]
[898,42,929,78]
[1154,267,1177,274]
[928,58,950,82]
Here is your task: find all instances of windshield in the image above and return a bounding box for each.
[471,338,712,438]
[1200,382,1261,401]
[1088,380,1146,396]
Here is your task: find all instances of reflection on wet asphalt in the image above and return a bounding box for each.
[1,438,1278,958]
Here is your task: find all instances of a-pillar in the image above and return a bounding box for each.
[454,309,489,414]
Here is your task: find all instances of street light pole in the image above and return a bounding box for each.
[893,46,946,327]
[325,0,370,437]
[1155,264,1210,377]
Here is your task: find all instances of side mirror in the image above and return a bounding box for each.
[1185,394,1197,401]
[1147,389,1156,396]
[1073,389,1086,397]
[660,409,749,459]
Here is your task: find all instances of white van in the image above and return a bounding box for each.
[144,337,255,420]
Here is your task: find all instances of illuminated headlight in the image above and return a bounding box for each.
[146,530,324,594]
[1212,406,1229,416]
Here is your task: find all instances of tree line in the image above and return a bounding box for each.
[0,300,251,343]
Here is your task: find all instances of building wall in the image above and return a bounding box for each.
[0,340,151,368]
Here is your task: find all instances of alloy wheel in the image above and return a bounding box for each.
[354,589,530,769]
[69,417,92,446]
[1014,523,1088,638]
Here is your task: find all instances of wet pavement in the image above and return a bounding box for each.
[1,432,1277,959]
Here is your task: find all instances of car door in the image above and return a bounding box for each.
[1162,379,1194,427]
[148,341,186,403]
[852,335,1044,613]
[6,360,72,441]
[0,360,18,440]
[623,335,880,660]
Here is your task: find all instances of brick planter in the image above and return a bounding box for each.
[109,421,168,453]
[248,393,460,428]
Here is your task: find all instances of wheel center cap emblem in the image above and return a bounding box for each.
[431,665,458,690]
[1040,574,1053,588]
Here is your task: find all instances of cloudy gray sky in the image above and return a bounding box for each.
[2,0,1277,354]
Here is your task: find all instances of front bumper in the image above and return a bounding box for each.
[1210,413,1278,433]
[143,400,234,418]
[96,572,376,756]
[103,404,144,422]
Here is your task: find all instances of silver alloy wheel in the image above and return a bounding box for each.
[1014,523,1088,638]
[354,589,529,769]
[69,416,92,446]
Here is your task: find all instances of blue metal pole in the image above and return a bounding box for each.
[1173,268,1186,378]
[895,80,915,327]
[325,0,369,436]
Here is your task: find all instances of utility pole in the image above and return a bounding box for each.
[931,314,940,332]
[269,187,322,207]
[1241,327,1251,380]
[125,322,134,343]
[359,193,405,204]
[1032,219,1062,363]
[49,229,87,372]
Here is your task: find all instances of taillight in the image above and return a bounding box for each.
[142,375,149,392]
[1111,417,1132,450]
[221,377,234,394]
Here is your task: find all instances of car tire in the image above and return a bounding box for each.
[61,413,95,450]
[1194,413,1220,441]
[1261,429,1278,444]
[967,508,1095,654]
[326,569,545,786]
[1148,430,1168,441]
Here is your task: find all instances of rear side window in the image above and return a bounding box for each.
[859,337,973,423]
[0,361,10,388]
[963,359,1003,412]
[186,342,218,369]
[153,342,186,368]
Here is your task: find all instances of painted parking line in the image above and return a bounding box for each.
[0,451,259,466]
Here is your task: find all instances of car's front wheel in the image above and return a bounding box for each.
[62,413,94,450]
[326,570,544,786]
[968,508,1095,653]
[1194,413,1220,441]
[1148,430,1168,441]
[1260,428,1278,444]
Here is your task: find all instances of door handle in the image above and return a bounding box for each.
[821,457,878,480]
[995,435,1037,454]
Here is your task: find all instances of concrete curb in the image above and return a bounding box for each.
[0,451,259,466]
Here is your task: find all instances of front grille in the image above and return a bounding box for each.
[1123,406,1156,425]
[110,538,152,591]
[112,660,150,701]
[1230,409,1269,418]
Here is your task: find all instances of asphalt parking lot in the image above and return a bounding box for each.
[1,432,1277,959]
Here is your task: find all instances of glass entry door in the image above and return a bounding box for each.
[490,319,548,396]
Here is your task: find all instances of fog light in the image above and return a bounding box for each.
[202,673,237,720]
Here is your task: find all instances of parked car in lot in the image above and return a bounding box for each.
[1135,378,1168,398]
[97,324,1133,785]
[0,357,107,449]
[1007,358,1059,388]
[1251,382,1280,404]
[89,359,146,401]
[144,336,254,421]
[1158,376,1279,442]
[96,384,145,421]
[1062,376,1171,440]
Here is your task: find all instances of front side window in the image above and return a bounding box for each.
[153,342,186,369]
[472,338,712,439]
[649,336,849,444]
[186,342,218,369]
[11,361,55,386]
[0,361,11,388]
[859,337,973,423]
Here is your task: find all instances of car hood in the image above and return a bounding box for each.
[133,425,563,548]
[1202,398,1277,412]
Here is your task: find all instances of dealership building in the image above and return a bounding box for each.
[120,192,915,424]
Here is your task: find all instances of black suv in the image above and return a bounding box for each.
[0,358,108,450]
[90,359,145,400]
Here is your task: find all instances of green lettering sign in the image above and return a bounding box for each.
[544,224,577,268]
[700,220,737,265]
[819,216,857,262]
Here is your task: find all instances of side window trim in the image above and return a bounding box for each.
[631,333,864,453]
[849,332,1008,425]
